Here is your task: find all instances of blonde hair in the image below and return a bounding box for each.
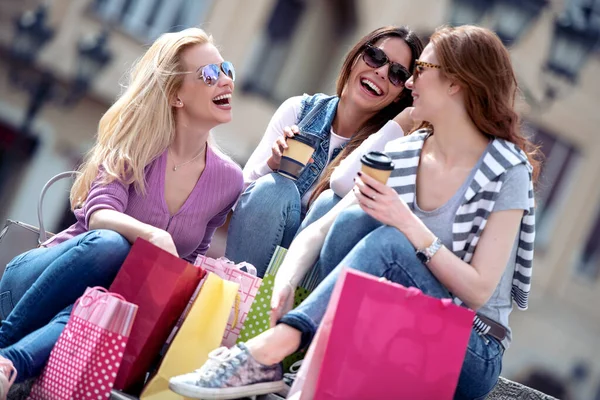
[70,28,213,209]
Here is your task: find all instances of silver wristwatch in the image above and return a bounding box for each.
[416,237,443,264]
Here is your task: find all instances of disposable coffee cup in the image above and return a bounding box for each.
[360,151,395,184]
[278,135,318,180]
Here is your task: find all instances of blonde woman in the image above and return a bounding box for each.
[0,28,243,392]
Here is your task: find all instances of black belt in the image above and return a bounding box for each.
[475,314,507,344]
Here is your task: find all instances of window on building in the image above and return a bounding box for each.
[577,208,600,281]
[93,0,214,41]
[240,0,308,100]
[0,120,39,223]
[241,0,357,103]
[525,124,580,247]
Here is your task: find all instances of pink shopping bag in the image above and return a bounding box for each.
[194,255,262,347]
[28,287,138,400]
[288,268,475,400]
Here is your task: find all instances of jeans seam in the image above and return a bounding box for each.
[466,335,502,362]
[265,208,292,269]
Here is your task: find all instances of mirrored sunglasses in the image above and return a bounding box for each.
[197,61,235,86]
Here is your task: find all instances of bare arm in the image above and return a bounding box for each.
[274,192,358,288]
[80,169,179,256]
[330,121,404,197]
[269,191,358,324]
[402,209,523,309]
[354,172,524,310]
[88,209,155,244]
[330,107,415,197]
[89,209,178,256]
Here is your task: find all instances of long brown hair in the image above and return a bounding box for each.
[428,25,541,182]
[309,26,424,204]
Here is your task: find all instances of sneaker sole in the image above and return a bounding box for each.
[168,380,287,400]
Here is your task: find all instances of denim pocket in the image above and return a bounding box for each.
[0,291,14,320]
[466,329,503,362]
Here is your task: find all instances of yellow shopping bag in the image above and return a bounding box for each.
[140,272,239,400]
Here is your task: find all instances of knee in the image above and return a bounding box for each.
[251,173,299,198]
[369,226,412,247]
[236,173,301,215]
[83,230,131,265]
[332,205,374,232]
[307,189,340,215]
[363,226,415,258]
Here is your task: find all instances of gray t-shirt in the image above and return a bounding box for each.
[413,143,530,348]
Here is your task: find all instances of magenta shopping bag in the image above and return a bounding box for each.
[28,287,138,400]
[288,269,475,400]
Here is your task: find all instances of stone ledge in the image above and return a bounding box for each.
[486,377,557,400]
[7,376,556,399]
[106,377,558,400]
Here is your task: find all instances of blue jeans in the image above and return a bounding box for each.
[279,206,503,400]
[226,174,340,277]
[0,229,131,382]
[296,189,342,235]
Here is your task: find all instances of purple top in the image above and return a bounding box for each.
[43,146,244,262]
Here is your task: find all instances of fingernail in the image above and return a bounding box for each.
[357,171,362,176]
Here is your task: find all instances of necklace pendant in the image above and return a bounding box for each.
[173,166,178,171]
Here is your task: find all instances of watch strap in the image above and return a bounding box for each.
[416,237,443,264]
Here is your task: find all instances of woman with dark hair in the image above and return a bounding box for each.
[171,25,538,400]
[225,26,424,276]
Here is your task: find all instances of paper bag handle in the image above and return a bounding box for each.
[231,293,241,329]
[72,286,126,317]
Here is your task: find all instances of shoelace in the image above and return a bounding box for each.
[198,347,242,381]
[208,347,233,362]
[0,358,16,389]
[283,360,303,385]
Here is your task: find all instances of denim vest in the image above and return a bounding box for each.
[293,93,344,199]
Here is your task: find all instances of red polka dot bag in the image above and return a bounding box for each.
[27,287,138,400]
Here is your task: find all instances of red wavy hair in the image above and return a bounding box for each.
[428,25,540,182]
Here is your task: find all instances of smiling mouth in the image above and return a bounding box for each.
[213,93,231,106]
[360,78,383,96]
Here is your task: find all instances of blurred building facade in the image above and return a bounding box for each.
[0,0,599,398]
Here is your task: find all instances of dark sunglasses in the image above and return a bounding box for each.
[362,45,411,87]
[196,61,235,86]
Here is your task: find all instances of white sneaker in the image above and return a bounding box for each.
[169,343,286,400]
[0,356,16,400]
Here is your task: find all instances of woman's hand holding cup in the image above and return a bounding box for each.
[267,125,299,171]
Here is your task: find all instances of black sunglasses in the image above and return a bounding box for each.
[362,45,411,87]
[196,61,235,86]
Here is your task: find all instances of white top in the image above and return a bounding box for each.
[243,96,350,207]
[243,95,405,207]
[330,120,405,197]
